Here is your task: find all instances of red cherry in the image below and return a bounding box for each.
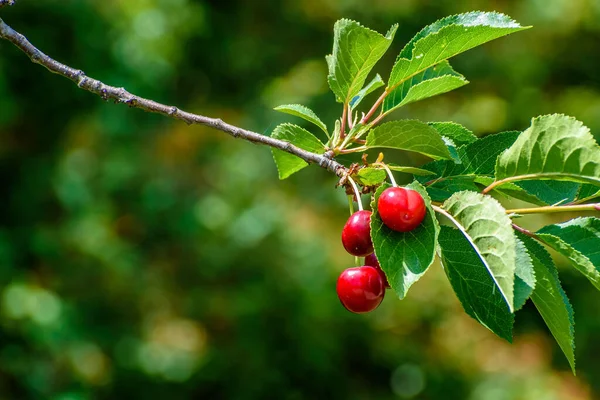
[364,253,390,289]
[377,187,426,232]
[341,210,373,257]
[336,266,385,313]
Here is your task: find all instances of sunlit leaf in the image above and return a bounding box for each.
[442,191,517,311]
[274,104,328,136]
[327,20,397,104]
[370,182,438,299]
[439,226,514,341]
[270,123,325,179]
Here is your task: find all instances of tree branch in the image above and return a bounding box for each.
[0,15,347,177]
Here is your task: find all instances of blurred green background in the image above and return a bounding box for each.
[1,0,600,399]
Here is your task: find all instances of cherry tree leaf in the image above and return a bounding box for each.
[270,123,325,179]
[439,226,514,341]
[515,180,580,205]
[577,184,600,203]
[388,12,528,93]
[327,20,397,104]
[441,191,517,311]
[365,120,452,160]
[383,61,468,114]
[350,74,385,110]
[536,217,600,291]
[274,104,328,136]
[370,182,439,299]
[429,121,477,146]
[514,237,536,310]
[495,114,600,188]
[355,167,386,186]
[418,131,520,201]
[518,233,576,373]
[387,165,435,176]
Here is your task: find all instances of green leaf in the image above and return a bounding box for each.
[537,217,600,291]
[474,177,547,206]
[475,178,579,207]
[419,129,586,206]
[273,104,328,136]
[495,114,600,188]
[439,226,514,341]
[355,168,386,186]
[365,120,453,160]
[370,181,439,299]
[417,131,520,201]
[442,136,462,164]
[350,74,385,110]
[518,233,576,373]
[387,165,435,176]
[514,237,536,310]
[383,61,468,114]
[327,20,397,104]
[442,190,517,311]
[577,184,600,203]
[425,176,480,203]
[429,121,477,146]
[270,124,325,179]
[515,181,580,205]
[420,131,519,180]
[388,12,528,91]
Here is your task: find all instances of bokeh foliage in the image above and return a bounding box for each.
[1,0,600,399]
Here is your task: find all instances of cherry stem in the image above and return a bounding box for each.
[347,195,355,216]
[375,163,397,187]
[347,175,364,211]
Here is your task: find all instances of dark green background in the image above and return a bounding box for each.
[1,0,599,399]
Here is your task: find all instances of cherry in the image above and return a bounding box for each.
[336,266,385,313]
[377,187,426,232]
[341,210,373,257]
[365,253,390,289]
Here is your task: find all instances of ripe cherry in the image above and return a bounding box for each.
[341,210,373,257]
[336,266,385,313]
[377,187,426,232]
[365,253,390,289]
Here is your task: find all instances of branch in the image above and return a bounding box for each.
[506,203,600,215]
[0,15,347,177]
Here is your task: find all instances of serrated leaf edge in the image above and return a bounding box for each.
[439,191,515,312]
[273,104,329,136]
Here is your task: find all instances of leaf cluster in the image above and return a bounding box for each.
[269,12,600,373]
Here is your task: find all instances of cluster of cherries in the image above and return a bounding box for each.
[337,186,427,314]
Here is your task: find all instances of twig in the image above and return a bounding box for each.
[511,223,537,238]
[0,15,347,177]
[360,90,387,125]
[340,104,348,140]
[506,203,600,215]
